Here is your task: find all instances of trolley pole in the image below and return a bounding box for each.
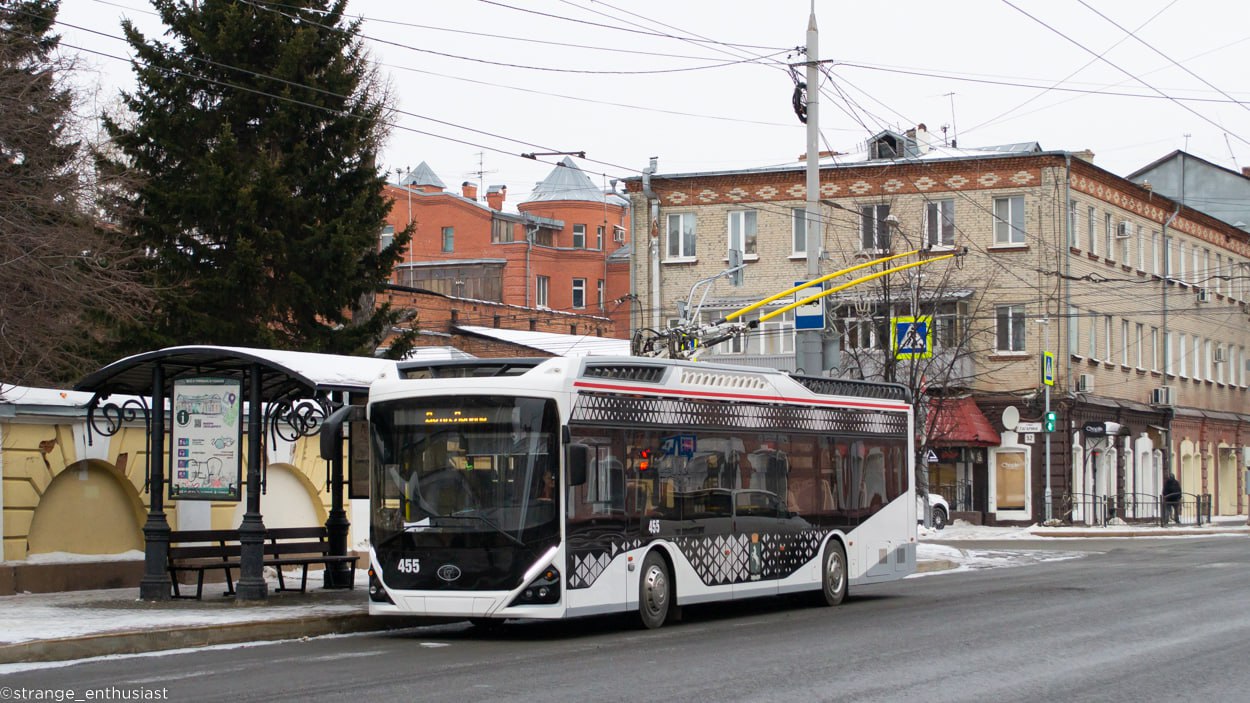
[797,5,822,375]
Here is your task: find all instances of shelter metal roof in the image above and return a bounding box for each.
[454,326,629,357]
[75,346,400,400]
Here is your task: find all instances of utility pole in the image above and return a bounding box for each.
[797,4,823,376]
[1039,316,1052,521]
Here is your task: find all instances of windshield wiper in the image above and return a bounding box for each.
[437,511,526,548]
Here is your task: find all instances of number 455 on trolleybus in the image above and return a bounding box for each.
[363,355,916,629]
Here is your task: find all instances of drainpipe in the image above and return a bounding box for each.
[525,222,534,307]
[1161,204,1181,479]
[642,157,661,331]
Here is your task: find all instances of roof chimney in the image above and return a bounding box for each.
[461,181,478,200]
[486,184,506,210]
[1072,150,1095,164]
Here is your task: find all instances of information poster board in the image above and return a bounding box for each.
[170,377,242,501]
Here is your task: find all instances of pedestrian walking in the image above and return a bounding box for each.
[1162,472,1182,525]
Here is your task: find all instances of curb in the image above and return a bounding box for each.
[0,612,427,665]
[1030,526,1250,538]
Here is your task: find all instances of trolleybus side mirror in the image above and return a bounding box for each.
[320,405,364,461]
[567,443,590,486]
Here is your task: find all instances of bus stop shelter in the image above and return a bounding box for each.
[75,346,398,600]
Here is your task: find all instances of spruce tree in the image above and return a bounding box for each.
[101,0,414,356]
[0,0,151,387]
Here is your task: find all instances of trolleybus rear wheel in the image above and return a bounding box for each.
[637,551,671,629]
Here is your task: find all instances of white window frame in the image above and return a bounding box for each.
[925,199,956,249]
[596,279,604,308]
[1068,200,1078,248]
[757,310,795,356]
[1151,230,1160,275]
[1068,304,1081,357]
[572,278,586,309]
[993,196,1025,246]
[1087,207,1098,254]
[1088,314,1099,361]
[1120,319,1130,367]
[860,204,892,252]
[996,304,1026,352]
[792,208,808,257]
[1103,315,1113,362]
[595,225,604,251]
[1151,327,1160,372]
[1178,333,1188,378]
[572,224,587,249]
[613,225,625,243]
[1104,212,1114,260]
[728,210,758,260]
[441,226,454,253]
[666,213,696,260]
[1136,226,1145,271]
[1135,323,1145,370]
[536,275,550,309]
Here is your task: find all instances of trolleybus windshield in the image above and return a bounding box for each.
[370,395,560,549]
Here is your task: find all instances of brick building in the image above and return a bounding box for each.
[624,126,1250,525]
[380,158,632,338]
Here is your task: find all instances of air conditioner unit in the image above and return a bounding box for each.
[1151,386,1175,407]
[1116,221,1132,238]
[1197,288,1213,303]
[1077,373,1094,392]
[1214,346,1227,363]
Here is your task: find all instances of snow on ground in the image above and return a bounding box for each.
[0,570,370,645]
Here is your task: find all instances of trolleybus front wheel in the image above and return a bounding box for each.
[819,539,847,607]
[637,551,671,629]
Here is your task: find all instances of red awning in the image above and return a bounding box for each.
[926,397,1000,447]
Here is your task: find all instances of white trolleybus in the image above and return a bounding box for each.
[364,355,916,628]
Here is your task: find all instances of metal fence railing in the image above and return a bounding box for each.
[1061,492,1211,527]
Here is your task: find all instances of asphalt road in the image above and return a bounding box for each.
[4,536,1249,703]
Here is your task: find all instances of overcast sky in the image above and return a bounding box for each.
[56,0,1250,206]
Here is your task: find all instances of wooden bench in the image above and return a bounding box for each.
[167,529,241,600]
[167,527,358,599]
[262,527,358,594]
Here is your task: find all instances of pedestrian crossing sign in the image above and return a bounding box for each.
[892,316,933,359]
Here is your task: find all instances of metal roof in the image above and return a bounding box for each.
[75,346,400,400]
[525,156,629,206]
[454,326,629,356]
[401,161,445,189]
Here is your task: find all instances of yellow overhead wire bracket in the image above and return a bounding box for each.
[758,253,957,323]
[720,249,921,323]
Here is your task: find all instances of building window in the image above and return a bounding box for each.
[1088,314,1098,361]
[1118,223,1130,263]
[666,213,696,259]
[596,225,604,250]
[1068,304,1080,356]
[792,208,808,256]
[757,310,795,355]
[728,210,758,258]
[491,218,514,243]
[1136,323,1145,369]
[1151,327,1160,372]
[1136,226,1145,271]
[860,204,892,251]
[1087,207,1098,254]
[1121,319,1130,367]
[536,275,549,308]
[441,226,454,252]
[1068,200,1077,248]
[1104,213,1114,260]
[1104,315,1113,362]
[379,224,395,251]
[1151,230,1160,275]
[1176,241,1186,282]
[993,196,1025,245]
[613,225,625,243]
[933,301,967,349]
[996,305,1026,352]
[1179,333,1189,378]
[1201,337,1211,381]
[572,224,586,249]
[572,278,586,309]
[597,279,604,308]
[925,199,955,248]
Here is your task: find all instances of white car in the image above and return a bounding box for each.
[918,492,950,530]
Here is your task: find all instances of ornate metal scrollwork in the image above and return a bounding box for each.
[86,392,153,492]
[86,393,151,442]
[264,394,334,443]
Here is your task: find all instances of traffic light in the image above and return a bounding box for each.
[1044,411,1057,433]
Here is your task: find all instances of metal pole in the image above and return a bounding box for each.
[324,392,351,588]
[236,365,268,600]
[139,364,172,600]
[1042,317,1052,522]
[797,5,823,375]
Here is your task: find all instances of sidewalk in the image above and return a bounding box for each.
[3,519,1248,668]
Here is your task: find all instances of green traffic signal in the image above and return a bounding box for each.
[1044,411,1057,432]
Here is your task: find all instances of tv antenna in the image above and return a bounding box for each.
[464,152,497,198]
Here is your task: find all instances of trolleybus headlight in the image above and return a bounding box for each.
[368,567,395,604]
[509,565,561,606]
